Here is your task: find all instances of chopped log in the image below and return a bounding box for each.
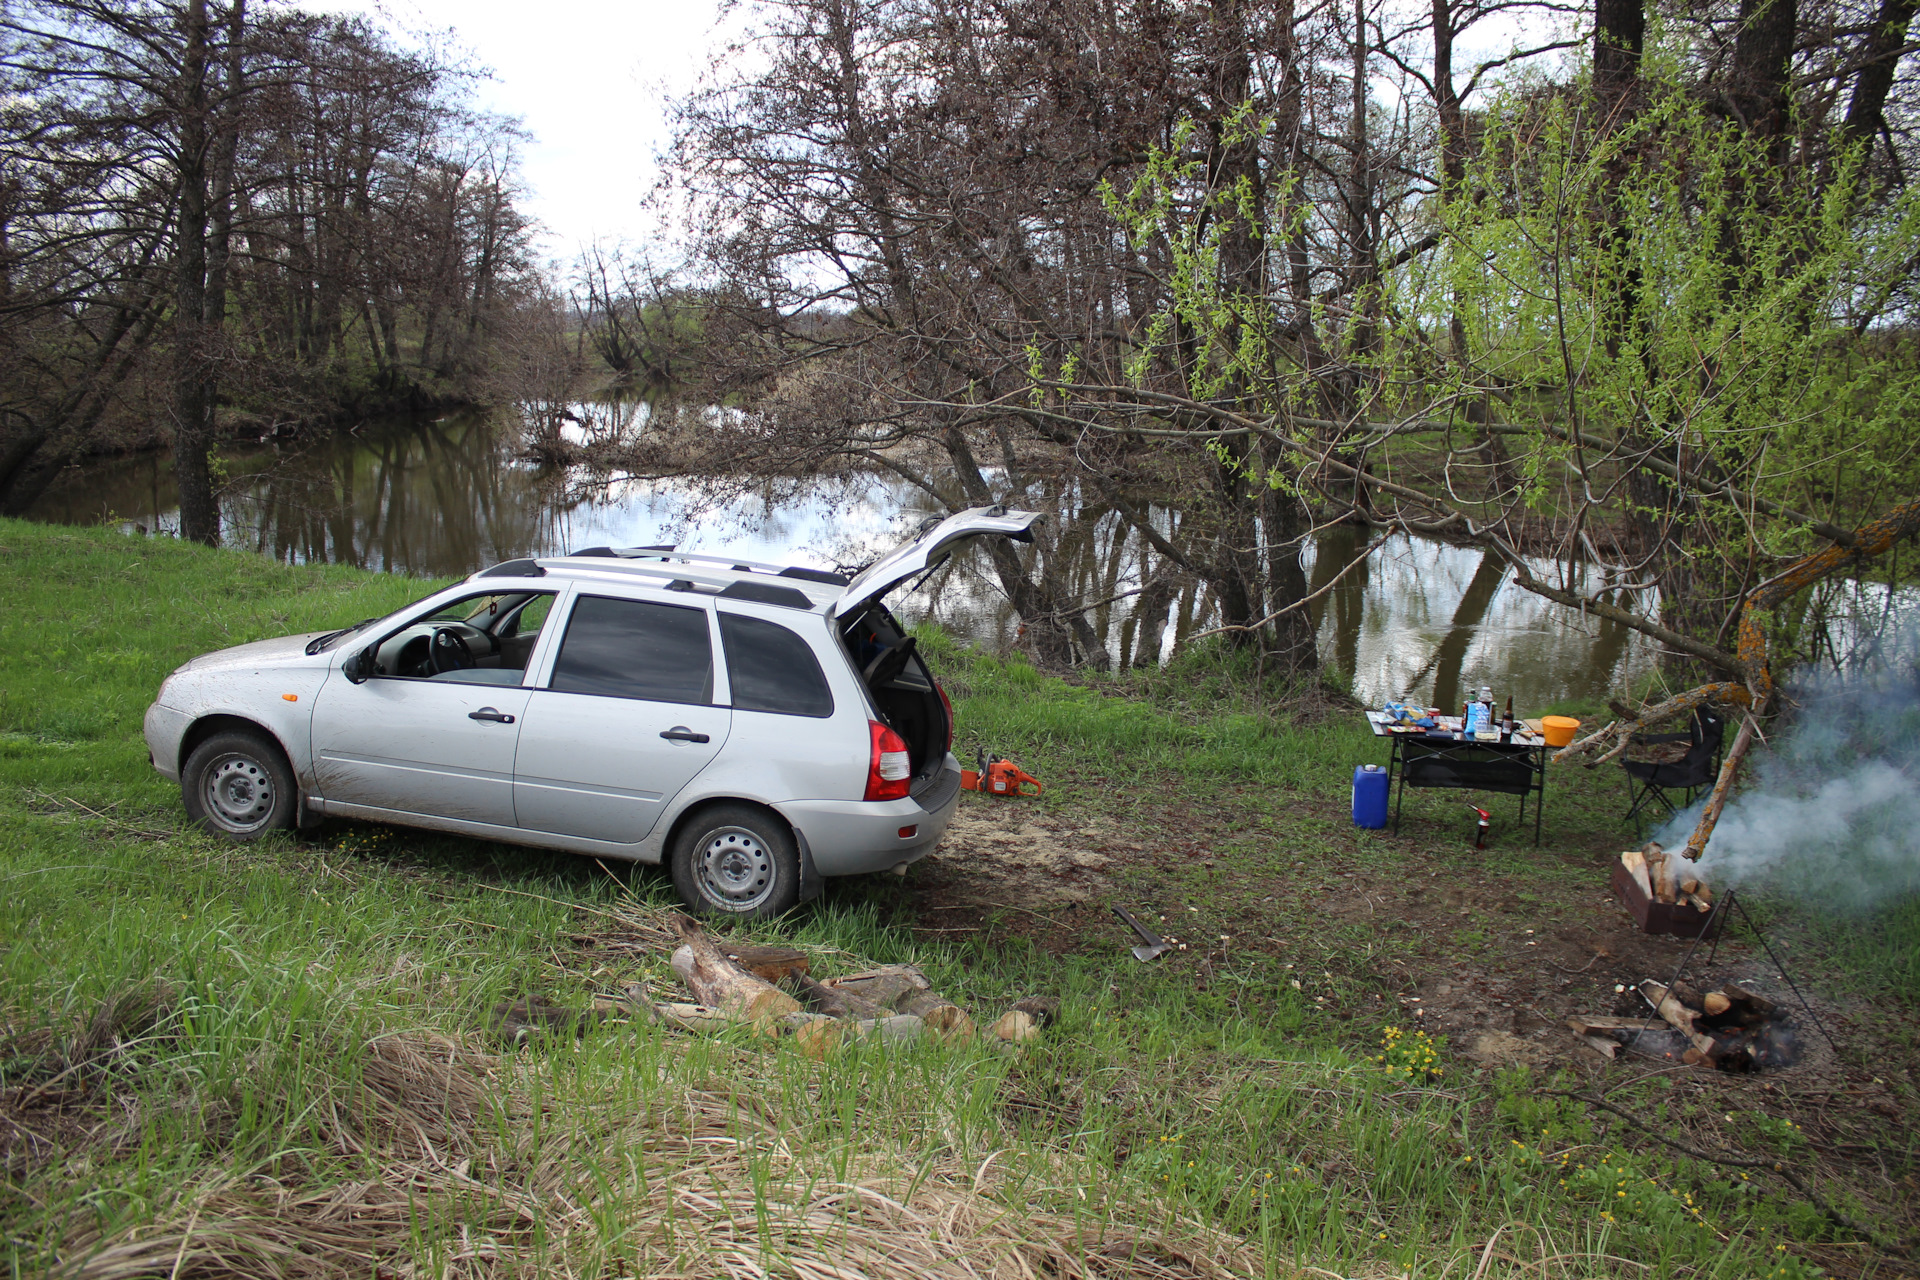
[990,1009,1041,1043]
[1702,991,1733,1017]
[791,972,888,1020]
[1582,1034,1621,1059]
[670,916,804,1023]
[1640,840,1665,860]
[1639,981,1716,1057]
[722,944,811,984]
[1009,996,1062,1027]
[820,964,932,1009]
[895,988,978,1041]
[1620,849,1653,900]
[1645,849,1677,903]
[1682,892,1712,913]
[791,1013,925,1060]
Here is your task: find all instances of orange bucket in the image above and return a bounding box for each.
[1541,715,1581,747]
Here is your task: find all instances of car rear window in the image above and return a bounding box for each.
[719,612,833,718]
[550,596,713,704]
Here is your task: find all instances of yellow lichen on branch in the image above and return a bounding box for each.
[1557,497,1920,860]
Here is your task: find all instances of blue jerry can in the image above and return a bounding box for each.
[1352,763,1389,829]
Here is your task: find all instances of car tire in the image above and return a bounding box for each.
[181,730,298,840]
[670,804,801,919]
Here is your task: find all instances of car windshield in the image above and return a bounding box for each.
[306,588,446,653]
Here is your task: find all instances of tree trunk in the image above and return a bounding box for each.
[172,0,218,547]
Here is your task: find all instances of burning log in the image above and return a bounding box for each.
[1639,980,1717,1061]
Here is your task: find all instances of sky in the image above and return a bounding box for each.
[311,0,733,265]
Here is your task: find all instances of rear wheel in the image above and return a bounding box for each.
[181,730,298,839]
[670,804,800,919]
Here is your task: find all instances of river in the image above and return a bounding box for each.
[27,409,1659,711]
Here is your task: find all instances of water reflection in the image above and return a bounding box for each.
[29,410,1660,708]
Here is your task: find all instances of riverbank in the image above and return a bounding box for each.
[2,519,1915,1278]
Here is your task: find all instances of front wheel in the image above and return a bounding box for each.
[181,730,298,839]
[670,804,801,919]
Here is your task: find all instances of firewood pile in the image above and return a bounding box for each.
[1569,979,1799,1072]
[1621,842,1713,912]
[647,915,1055,1058]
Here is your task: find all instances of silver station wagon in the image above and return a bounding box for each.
[143,507,1039,917]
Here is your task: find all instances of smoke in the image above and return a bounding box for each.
[1652,635,1920,912]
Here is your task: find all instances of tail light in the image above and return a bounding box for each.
[864,720,912,801]
[935,682,954,753]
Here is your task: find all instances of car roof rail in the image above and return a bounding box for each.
[584,546,836,580]
[550,557,835,606]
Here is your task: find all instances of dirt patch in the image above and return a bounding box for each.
[910,801,1132,907]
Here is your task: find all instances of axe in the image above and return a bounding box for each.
[1112,905,1172,962]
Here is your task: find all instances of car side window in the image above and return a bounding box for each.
[549,595,713,704]
[503,593,553,639]
[719,613,833,718]
[373,590,557,682]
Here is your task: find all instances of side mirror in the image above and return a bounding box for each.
[343,647,374,684]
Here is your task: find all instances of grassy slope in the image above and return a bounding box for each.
[0,518,1909,1279]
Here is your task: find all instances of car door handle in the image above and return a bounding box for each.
[469,707,516,724]
[660,726,709,743]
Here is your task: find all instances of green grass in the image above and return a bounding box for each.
[1,517,1913,1278]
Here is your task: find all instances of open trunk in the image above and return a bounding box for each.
[839,602,950,793]
[828,505,1037,798]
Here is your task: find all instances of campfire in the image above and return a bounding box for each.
[1585,842,1818,1073]
[1570,980,1800,1072]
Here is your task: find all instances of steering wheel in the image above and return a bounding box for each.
[861,635,918,686]
[429,627,476,675]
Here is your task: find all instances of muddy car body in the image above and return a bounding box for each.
[143,507,1038,916]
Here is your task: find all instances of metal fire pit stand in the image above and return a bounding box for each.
[1645,889,1838,1055]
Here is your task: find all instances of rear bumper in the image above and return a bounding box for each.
[143,702,191,781]
[775,757,961,877]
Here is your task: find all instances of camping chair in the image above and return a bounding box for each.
[1622,707,1725,830]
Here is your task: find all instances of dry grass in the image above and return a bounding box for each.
[22,1028,1267,1280]
[8,960,1262,1280]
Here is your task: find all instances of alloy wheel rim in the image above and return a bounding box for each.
[696,827,774,910]
[203,754,274,833]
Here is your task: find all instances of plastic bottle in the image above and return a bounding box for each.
[1352,763,1390,829]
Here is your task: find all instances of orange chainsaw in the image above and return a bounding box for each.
[961,748,1044,798]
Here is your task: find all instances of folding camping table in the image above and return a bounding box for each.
[1364,712,1549,845]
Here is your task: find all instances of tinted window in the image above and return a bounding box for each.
[550,596,712,704]
[720,613,834,718]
